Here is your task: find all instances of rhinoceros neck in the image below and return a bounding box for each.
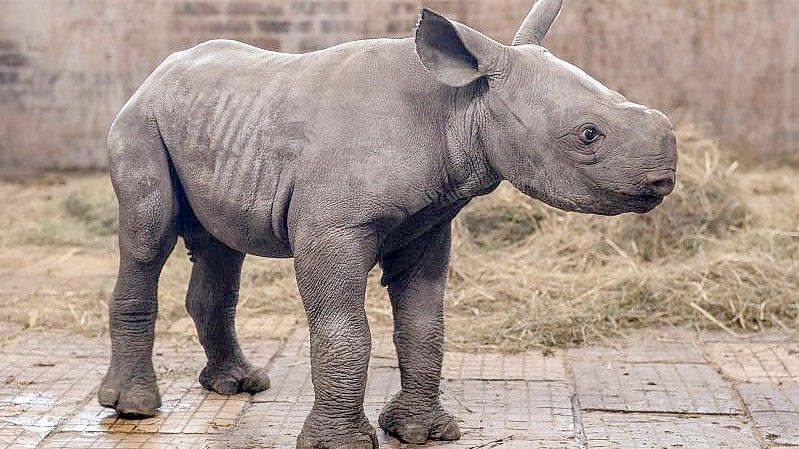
[441,82,502,201]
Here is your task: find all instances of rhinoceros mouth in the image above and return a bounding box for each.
[622,192,664,213]
[596,188,665,214]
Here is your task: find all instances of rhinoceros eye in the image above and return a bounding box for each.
[579,124,601,144]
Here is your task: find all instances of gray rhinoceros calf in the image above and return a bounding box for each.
[99,0,677,447]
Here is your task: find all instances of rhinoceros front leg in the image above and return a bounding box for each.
[293,229,378,449]
[378,223,460,444]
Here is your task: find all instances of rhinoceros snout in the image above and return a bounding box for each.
[643,170,676,196]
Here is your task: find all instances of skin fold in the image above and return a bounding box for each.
[98,1,678,447]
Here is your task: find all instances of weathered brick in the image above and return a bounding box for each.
[0,71,19,84]
[320,19,355,34]
[290,1,349,16]
[207,19,252,34]
[387,19,415,34]
[294,21,314,33]
[0,54,26,67]
[174,1,220,15]
[226,1,283,16]
[390,2,418,15]
[299,38,324,52]
[425,0,459,15]
[248,37,282,51]
[256,20,291,33]
[0,39,18,51]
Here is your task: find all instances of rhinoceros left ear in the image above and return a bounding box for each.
[415,8,507,87]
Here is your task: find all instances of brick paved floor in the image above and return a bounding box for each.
[0,326,796,448]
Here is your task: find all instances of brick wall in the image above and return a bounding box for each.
[1,0,797,169]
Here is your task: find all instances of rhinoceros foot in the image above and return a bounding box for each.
[296,414,377,449]
[97,366,161,418]
[198,361,270,395]
[378,392,460,444]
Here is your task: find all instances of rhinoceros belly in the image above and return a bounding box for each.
[161,90,303,257]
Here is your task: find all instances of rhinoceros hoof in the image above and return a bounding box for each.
[296,414,378,449]
[378,393,461,444]
[199,362,270,395]
[97,367,161,418]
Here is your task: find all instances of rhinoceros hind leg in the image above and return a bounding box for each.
[100,114,179,418]
[183,220,270,395]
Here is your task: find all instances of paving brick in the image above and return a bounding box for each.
[443,351,567,381]
[442,379,574,442]
[0,327,280,448]
[0,352,104,429]
[581,412,760,449]
[61,337,279,435]
[737,382,799,446]
[245,328,576,447]
[245,369,577,446]
[3,323,791,448]
[0,333,106,447]
[572,359,741,414]
[0,422,47,449]
[38,432,208,448]
[62,377,250,434]
[705,341,799,383]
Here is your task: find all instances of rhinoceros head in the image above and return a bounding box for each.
[416,0,678,215]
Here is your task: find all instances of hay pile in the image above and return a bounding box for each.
[445,125,799,350]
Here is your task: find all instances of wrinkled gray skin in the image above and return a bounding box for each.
[99,1,677,447]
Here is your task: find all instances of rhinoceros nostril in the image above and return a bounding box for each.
[645,172,675,196]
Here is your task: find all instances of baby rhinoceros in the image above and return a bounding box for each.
[100,0,677,447]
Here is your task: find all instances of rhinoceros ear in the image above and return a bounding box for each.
[415,8,506,87]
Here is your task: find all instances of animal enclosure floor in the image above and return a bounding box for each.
[0,323,796,448]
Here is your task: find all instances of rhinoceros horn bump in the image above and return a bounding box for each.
[512,0,563,46]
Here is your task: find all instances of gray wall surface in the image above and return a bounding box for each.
[1,0,796,169]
